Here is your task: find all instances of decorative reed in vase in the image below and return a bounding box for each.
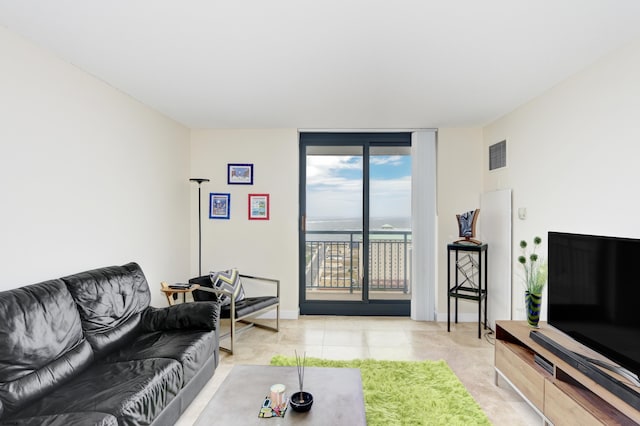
[290,350,313,412]
[295,350,306,402]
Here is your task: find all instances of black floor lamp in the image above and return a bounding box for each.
[190,178,210,277]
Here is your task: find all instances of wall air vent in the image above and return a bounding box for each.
[489,140,506,170]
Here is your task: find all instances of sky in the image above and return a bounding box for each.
[306,154,411,220]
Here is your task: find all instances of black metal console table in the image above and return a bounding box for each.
[447,243,488,339]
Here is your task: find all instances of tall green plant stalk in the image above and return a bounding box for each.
[518,236,547,294]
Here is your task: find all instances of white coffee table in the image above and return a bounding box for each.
[194,365,366,425]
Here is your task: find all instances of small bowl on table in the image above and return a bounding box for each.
[289,391,313,412]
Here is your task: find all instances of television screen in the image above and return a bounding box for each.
[548,232,640,379]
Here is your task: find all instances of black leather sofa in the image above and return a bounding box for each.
[0,262,220,426]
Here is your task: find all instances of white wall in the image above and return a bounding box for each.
[190,128,477,321]
[9,19,635,322]
[0,26,191,307]
[483,38,640,320]
[435,128,484,320]
[190,129,299,318]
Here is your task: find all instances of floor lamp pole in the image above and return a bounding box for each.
[190,178,210,276]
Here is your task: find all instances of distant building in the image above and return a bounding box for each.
[306,229,412,293]
[367,233,412,292]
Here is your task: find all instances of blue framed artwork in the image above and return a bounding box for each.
[227,163,253,185]
[209,193,230,219]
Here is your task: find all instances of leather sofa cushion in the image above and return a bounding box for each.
[0,280,91,414]
[104,330,217,383]
[0,411,118,426]
[14,359,181,426]
[221,296,279,319]
[62,263,151,358]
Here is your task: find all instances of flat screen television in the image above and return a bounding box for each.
[548,231,640,381]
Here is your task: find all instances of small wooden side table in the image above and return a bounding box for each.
[160,282,200,306]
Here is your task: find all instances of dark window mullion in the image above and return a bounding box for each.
[362,142,370,302]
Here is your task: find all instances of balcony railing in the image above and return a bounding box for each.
[305,230,412,293]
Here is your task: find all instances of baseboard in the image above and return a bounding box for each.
[256,311,486,322]
[258,311,477,322]
[435,312,483,323]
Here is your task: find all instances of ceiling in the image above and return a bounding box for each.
[1,1,640,129]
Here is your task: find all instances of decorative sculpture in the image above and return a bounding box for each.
[455,209,481,245]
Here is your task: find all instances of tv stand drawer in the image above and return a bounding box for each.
[495,339,545,410]
[544,379,603,425]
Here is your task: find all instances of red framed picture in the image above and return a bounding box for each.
[248,194,269,220]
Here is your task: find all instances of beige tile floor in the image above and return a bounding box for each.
[176,317,541,425]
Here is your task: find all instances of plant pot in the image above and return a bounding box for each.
[289,391,313,412]
[525,291,542,328]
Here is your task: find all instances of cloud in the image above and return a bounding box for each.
[306,156,361,185]
[370,176,411,217]
[370,155,403,166]
[305,154,411,219]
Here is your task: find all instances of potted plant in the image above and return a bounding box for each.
[518,236,547,328]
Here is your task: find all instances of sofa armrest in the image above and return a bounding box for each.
[141,302,219,332]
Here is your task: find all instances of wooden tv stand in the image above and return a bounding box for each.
[494,321,640,425]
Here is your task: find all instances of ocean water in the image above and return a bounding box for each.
[307,217,411,231]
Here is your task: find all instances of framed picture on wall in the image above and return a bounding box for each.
[209,193,230,219]
[227,163,253,185]
[248,193,269,220]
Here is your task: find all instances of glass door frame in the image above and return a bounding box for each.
[298,132,411,316]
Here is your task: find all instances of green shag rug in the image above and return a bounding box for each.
[270,356,491,426]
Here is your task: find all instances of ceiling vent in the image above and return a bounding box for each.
[489,140,506,170]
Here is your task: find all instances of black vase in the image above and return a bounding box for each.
[289,391,313,412]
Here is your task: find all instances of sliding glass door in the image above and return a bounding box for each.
[304,144,363,303]
[299,133,411,315]
[368,146,412,301]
